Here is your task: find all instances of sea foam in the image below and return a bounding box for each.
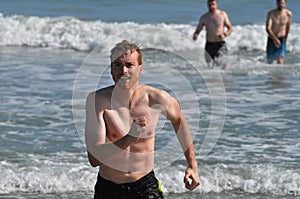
[0,14,299,54]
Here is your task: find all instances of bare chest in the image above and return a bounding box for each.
[272,13,289,26]
[204,14,224,29]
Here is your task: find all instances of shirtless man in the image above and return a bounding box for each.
[193,0,233,68]
[85,40,200,198]
[266,0,292,64]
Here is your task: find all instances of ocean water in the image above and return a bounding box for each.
[0,0,300,198]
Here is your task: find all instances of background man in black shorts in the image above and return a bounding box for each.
[193,0,233,68]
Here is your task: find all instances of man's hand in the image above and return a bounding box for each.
[219,33,226,41]
[128,116,148,142]
[193,32,199,41]
[184,167,200,191]
[273,37,281,48]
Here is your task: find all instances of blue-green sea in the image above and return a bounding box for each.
[0,0,299,198]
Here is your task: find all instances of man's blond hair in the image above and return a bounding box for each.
[110,40,142,65]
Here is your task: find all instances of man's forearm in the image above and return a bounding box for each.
[88,134,136,166]
[266,27,276,40]
[173,115,197,167]
[184,144,198,169]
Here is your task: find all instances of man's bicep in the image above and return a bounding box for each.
[266,12,273,27]
[196,17,205,32]
[266,16,273,33]
[85,109,106,167]
[159,92,181,123]
[199,19,205,28]
[288,11,292,23]
[85,93,106,148]
[223,12,232,28]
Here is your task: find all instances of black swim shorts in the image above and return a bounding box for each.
[205,41,228,64]
[94,171,164,199]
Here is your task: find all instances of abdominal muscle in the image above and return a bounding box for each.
[99,138,155,183]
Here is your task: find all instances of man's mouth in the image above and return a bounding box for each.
[120,76,130,80]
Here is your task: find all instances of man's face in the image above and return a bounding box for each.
[208,0,217,12]
[277,0,286,10]
[111,50,142,89]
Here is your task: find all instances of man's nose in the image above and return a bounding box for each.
[122,66,129,74]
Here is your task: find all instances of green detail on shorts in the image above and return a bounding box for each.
[158,181,163,194]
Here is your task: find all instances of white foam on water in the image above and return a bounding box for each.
[157,164,299,196]
[0,14,299,54]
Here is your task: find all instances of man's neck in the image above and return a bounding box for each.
[277,7,284,12]
[111,85,137,108]
[209,9,218,14]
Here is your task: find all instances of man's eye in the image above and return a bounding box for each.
[113,63,122,68]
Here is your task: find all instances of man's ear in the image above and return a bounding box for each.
[139,65,143,73]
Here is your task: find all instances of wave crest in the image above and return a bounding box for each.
[1,14,299,54]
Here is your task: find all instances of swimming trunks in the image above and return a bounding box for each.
[94,171,164,199]
[205,41,228,65]
[266,36,286,63]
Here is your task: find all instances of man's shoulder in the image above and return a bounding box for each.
[144,85,172,101]
[267,9,277,16]
[284,9,292,17]
[134,84,175,107]
[87,86,113,100]
[200,12,211,20]
[96,86,113,93]
[218,9,226,14]
[136,84,158,94]
[136,84,167,98]
[86,87,113,110]
[217,9,229,17]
